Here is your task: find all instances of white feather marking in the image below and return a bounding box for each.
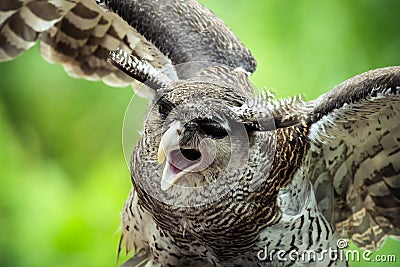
[234,66,251,76]
[64,8,101,31]
[1,22,34,50]
[20,5,59,32]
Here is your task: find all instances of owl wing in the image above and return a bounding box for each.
[305,66,400,250]
[0,0,256,96]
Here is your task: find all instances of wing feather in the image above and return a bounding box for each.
[0,0,256,95]
[306,66,400,250]
[0,0,176,93]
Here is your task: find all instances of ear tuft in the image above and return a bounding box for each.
[109,48,172,91]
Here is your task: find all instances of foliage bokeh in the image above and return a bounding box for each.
[0,0,399,266]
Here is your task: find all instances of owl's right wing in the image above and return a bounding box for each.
[0,0,256,96]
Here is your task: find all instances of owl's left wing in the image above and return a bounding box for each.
[304,66,400,250]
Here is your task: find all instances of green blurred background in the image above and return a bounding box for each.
[0,0,399,266]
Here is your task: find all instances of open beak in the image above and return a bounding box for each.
[158,121,202,191]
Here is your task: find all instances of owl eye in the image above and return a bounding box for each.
[196,120,228,139]
[158,98,175,119]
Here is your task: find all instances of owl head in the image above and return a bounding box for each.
[118,58,278,208]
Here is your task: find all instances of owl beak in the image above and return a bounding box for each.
[157,121,202,191]
[157,121,181,165]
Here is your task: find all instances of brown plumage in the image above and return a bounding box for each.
[1,1,399,266]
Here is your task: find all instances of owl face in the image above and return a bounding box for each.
[155,81,245,189]
[133,79,276,207]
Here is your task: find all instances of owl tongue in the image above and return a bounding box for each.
[160,148,202,191]
[158,121,204,191]
[169,149,201,175]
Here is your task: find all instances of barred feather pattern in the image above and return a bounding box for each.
[307,69,400,250]
[0,0,175,89]
[2,1,400,266]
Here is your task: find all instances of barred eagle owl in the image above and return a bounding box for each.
[0,0,399,266]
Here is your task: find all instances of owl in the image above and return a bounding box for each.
[0,0,399,267]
